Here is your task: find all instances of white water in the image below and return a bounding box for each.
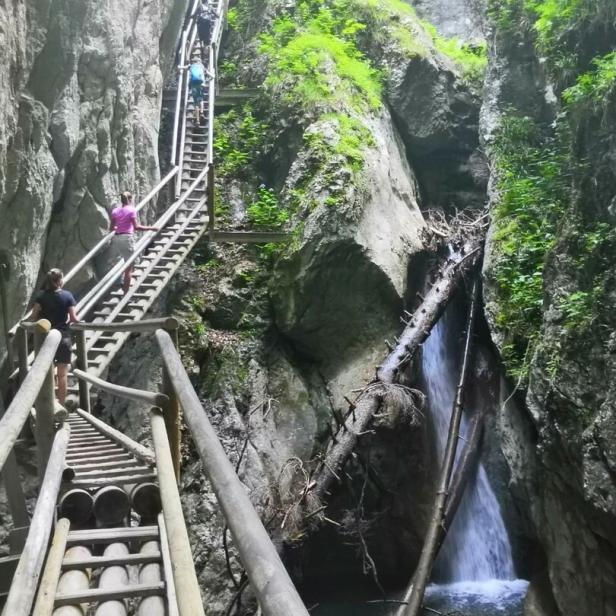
[421,310,515,582]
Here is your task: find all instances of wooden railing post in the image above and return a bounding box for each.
[16,325,29,385]
[1,452,29,530]
[162,323,181,481]
[150,407,205,616]
[33,322,57,483]
[75,329,91,413]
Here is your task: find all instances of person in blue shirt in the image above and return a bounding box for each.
[180,56,214,123]
[30,269,79,404]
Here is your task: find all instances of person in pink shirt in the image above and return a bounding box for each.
[109,191,158,294]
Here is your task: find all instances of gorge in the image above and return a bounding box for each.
[1,0,616,615]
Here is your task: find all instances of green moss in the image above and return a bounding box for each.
[259,5,382,112]
[420,21,487,84]
[490,113,571,378]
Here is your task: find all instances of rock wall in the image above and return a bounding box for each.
[482,2,616,614]
[0,0,186,354]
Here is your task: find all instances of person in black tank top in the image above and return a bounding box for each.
[30,269,79,404]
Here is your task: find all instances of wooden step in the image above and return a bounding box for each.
[69,473,157,488]
[62,551,162,571]
[55,582,165,606]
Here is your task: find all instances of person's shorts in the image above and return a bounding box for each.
[190,82,204,106]
[113,234,135,261]
[55,333,73,365]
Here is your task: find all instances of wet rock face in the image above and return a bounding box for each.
[483,15,616,616]
[0,0,185,347]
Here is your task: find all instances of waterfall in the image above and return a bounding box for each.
[421,308,515,582]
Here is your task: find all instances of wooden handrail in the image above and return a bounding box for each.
[150,407,205,616]
[155,330,310,616]
[70,317,179,333]
[3,425,70,615]
[77,164,209,321]
[19,319,51,333]
[0,329,61,474]
[72,369,169,407]
[64,167,178,288]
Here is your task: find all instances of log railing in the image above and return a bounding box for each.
[155,328,310,616]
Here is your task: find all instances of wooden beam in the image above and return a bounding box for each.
[32,518,71,616]
[150,407,205,616]
[210,231,290,243]
[66,526,159,546]
[53,545,92,616]
[95,543,130,616]
[62,552,161,571]
[70,317,179,334]
[54,582,165,607]
[3,426,70,615]
[72,369,168,408]
[155,330,310,616]
[0,330,61,474]
[137,541,166,616]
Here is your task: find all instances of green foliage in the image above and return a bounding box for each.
[187,294,206,313]
[258,2,382,112]
[226,7,238,30]
[560,290,594,330]
[246,187,289,229]
[490,113,571,378]
[421,21,487,84]
[562,52,616,107]
[212,106,267,177]
[218,60,238,82]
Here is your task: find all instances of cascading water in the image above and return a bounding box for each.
[421,308,515,582]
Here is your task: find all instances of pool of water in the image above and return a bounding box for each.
[308,579,528,616]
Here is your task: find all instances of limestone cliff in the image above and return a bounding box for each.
[0,0,186,347]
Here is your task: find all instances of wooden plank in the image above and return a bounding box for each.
[150,409,205,616]
[71,317,179,334]
[3,427,70,615]
[158,515,179,616]
[62,552,162,571]
[54,582,165,606]
[72,409,155,465]
[74,466,152,479]
[70,458,135,471]
[32,518,71,616]
[210,231,290,243]
[68,473,157,489]
[67,526,158,546]
[66,449,126,460]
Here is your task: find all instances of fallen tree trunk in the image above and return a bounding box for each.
[311,242,481,502]
[442,403,484,534]
[397,282,478,616]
